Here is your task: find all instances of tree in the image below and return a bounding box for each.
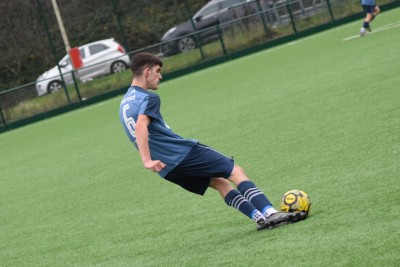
[0,0,208,91]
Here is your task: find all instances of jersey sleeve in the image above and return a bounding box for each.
[139,94,160,119]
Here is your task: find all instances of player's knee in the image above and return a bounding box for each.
[229,164,239,174]
[209,178,233,196]
[210,177,228,189]
[229,165,249,184]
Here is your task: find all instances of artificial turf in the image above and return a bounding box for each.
[1,7,399,266]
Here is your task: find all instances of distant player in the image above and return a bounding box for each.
[360,0,380,36]
[119,52,307,231]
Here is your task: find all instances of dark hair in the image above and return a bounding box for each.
[130,52,163,76]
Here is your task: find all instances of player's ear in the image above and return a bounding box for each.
[144,67,150,78]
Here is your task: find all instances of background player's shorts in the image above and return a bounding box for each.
[362,5,376,14]
[164,144,234,195]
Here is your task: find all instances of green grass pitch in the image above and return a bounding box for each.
[1,8,399,266]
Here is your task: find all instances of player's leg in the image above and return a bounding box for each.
[209,177,233,198]
[209,178,266,226]
[170,143,306,230]
[360,5,374,35]
[228,165,307,229]
[373,6,380,17]
[371,5,380,21]
[228,165,279,218]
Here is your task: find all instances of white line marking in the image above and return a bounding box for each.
[342,21,400,41]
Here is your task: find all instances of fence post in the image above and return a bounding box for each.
[71,71,82,102]
[0,97,6,127]
[286,0,298,34]
[216,25,227,57]
[37,0,71,103]
[255,0,271,35]
[110,0,129,50]
[37,0,57,69]
[59,67,71,103]
[325,0,335,22]
[184,0,205,59]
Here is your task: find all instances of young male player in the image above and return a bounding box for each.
[359,0,380,36]
[119,52,307,231]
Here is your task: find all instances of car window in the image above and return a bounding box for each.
[79,48,86,59]
[89,44,109,56]
[57,53,71,67]
[61,48,85,66]
[220,0,247,10]
[198,3,219,17]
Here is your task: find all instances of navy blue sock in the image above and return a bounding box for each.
[237,181,273,215]
[363,21,370,28]
[224,190,260,220]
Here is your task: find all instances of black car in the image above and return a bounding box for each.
[160,0,252,56]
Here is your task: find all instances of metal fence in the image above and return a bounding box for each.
[0,0,398,132]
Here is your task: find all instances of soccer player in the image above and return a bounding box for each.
[359,0,380,36]
[119,52,307,231]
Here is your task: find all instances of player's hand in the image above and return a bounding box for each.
[143,160,166,173]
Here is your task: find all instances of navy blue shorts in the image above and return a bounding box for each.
[164,144,235,195]
[362,5,375,14]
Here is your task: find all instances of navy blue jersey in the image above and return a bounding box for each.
[119,86,197,177]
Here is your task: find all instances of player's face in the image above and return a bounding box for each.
[146,65,162,90]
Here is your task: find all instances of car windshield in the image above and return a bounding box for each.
[220,0,248,9]
[193,0,248,19]
[59,48,86,66]
[194,3,219,19]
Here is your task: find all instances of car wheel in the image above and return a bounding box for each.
[160,43,176,57]
[47,81,63,94]
[178,36,196,53]
[111,61,127,74]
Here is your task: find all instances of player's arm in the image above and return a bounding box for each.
[135,114,166,173]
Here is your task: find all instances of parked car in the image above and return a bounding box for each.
[160,0,252,56]
[36,38,130,96]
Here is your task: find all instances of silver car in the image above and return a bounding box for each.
[36,38,130,96]
[161,0,252,56]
